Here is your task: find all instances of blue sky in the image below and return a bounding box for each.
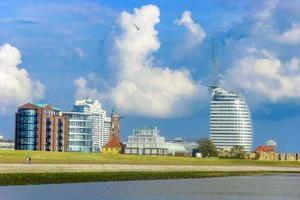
[0,0,300,152]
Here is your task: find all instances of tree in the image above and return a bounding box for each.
[230,145,246,159]
[197,138,218,158]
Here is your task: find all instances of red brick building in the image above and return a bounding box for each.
[15,103,68,151]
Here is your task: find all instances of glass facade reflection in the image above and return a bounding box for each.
[65,112,93,152]
[210,86,253,152]
[15,103,68,151]
[17,109,37,150]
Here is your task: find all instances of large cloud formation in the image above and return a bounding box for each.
[75,5,208,118]
[0,44,45,114]
[218,0,300,104]
[224,48,300,102]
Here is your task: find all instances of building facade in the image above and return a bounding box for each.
[102,117,111,149]
[73,99,110,151]
[165,137,196,156]
[210,86,253,152]
[125,127,168,155]
[64,112,93,152]
[15,103,68,151]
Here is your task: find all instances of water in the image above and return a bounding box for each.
[0,174,300,200]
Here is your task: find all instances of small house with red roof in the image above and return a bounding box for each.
[255,145,276,153]
[252,141,277,160]
[102,138,124,155]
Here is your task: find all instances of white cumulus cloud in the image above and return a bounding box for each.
[224,48,300,102]
[175,10,206,46]
[74,5,208,118]
[0,43,45,114]
[276,23,300,44]
[73,77,101,100]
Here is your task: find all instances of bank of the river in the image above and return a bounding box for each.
[0,171,290,186]
[1,150,299,186]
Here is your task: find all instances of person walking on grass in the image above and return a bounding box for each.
[27,156,32,164]
[25,153,32,164]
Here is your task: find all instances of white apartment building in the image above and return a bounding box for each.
[64,112,93,152]
[125,127,168,155]
[210,86,253,152]
[73,99,110,151]
[100,113,111,149]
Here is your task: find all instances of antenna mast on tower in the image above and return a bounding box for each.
[211,38,220,86]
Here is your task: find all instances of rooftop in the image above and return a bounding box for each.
[103,138,124,148]
[255,145,276,153]
[33,103,62,111]
[135,126,158,131]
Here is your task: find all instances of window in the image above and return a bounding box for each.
[44,110,51,115]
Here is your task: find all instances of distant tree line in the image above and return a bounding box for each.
[197,138,246,159]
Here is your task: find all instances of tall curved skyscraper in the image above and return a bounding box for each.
[209,86,253,152]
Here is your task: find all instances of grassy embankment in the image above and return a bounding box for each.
[0,171,286,186]
[0,150,300,166]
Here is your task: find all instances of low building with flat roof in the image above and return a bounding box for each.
[125,127,168,155]
[0,135,14,150]
[165,138,197,156]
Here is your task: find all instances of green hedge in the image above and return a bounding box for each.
[0,171,279,186]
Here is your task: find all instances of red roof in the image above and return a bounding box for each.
[255,145,275,153]
[103,138,124,148]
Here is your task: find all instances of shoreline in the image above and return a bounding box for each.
[1,171,298,186]
[1,151,299,186]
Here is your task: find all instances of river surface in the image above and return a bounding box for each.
[0,174,299,200]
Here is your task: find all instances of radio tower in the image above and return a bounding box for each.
[211,38,220,87]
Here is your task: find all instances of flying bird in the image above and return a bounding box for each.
[131,23,140,30]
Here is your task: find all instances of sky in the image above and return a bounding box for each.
[0,0,300,152]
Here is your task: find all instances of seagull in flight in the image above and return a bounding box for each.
[131,23,140,31]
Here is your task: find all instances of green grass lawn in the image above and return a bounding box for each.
[0,150,299,166]
[0,171,284,186]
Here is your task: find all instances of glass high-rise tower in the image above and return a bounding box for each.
[73,99,111,151]
[209,86,253,152]
[63,112,93,152]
